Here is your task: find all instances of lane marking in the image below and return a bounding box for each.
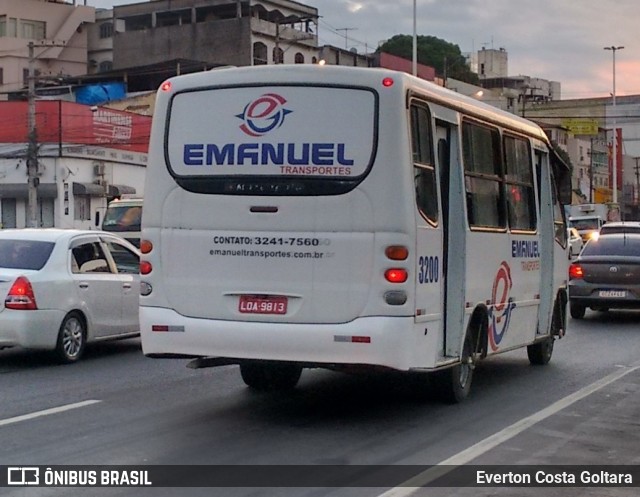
[0,400,102,428]
[377,365,640,497]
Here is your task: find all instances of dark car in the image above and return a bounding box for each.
[569,233,640,319]
[599,221,640,235]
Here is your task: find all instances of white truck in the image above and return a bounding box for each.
[568,203,611,242]
[101,198,143,247]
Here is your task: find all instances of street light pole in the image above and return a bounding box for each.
[604,45,624,205]
[412,0,417,76]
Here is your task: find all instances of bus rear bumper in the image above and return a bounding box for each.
[140,306,436,371]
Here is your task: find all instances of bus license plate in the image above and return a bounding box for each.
[599,290,626,298]
[239,295,287,315]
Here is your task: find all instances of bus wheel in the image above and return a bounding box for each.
[527,336,554,365]
[437,332,475,404]
[570,302,585,319]
[239,362,302,391]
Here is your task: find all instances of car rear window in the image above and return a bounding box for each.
[600,224,640,235]
[0,240,55,270]
[583,236,640,257]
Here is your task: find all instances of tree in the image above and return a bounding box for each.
[378,34,478,85]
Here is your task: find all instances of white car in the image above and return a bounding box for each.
[0,229,140,363]
[567,227,584,258]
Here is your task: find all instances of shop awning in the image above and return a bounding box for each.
[72,182,105,196]
[0,183,58,199]
[107,184,137,197]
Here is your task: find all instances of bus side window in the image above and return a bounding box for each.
[462,121,505,229]
[410,102,438,225]
[504,135,536,231]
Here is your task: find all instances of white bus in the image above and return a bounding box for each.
[140,65,571,402]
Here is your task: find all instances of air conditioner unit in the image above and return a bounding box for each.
[94,164,105,176]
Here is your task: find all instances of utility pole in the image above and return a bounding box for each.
[26,40,65,227]
[27,41,39,228]
[336,27,357,50]
[589,138,594,203]
[634,157,640,210]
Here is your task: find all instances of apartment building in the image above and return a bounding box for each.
[112,0,319,69]
[0,0,94,95]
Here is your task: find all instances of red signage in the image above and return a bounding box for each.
[0,101,151,153]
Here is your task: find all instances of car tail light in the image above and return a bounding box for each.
[5,276,38,310]
[140,260,152,275]
[569,263,584,280]
[385,268,408,283]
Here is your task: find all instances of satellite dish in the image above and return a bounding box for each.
[349,47,357,53]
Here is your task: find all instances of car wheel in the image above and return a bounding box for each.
[54,312,86,364]
[570,302,586,320]
[239,361,302,391]
[527,336,554,365]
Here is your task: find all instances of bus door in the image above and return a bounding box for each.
[435,118,465,357]
[412,102,444,339]
[535,148,554,336]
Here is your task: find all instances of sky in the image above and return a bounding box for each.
[95,0,640,100]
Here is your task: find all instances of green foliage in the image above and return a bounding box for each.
[378,34,478,84]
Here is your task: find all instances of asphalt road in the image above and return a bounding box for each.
[2,308,640,497]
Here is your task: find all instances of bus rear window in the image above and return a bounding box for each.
[165,85,378,195]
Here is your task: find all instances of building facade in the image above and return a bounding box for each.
[111,0,319,70]
[0,101,149,229]
[0,0,94,96]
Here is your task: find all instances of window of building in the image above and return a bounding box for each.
[0,67,3,85]
[253,42,267,65]
[99,22,113,39]
[462,120,505,229]
[98,60,113,73]
[410,102,438,225]
[20,19,45,40]
[294,52,304,64]
[74,196,91,221]
[273,47,284,64]
[0,16,17,37]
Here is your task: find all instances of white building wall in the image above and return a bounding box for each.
[0,153,145,230]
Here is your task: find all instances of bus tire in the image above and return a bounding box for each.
[239,361,302,391]
[527,336,554,365]
[436,331,475,404]
[570,302,586,319]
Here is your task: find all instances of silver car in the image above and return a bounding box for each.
[0,229,140,363]
[568,233,640,319]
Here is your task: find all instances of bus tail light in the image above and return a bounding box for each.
[140,260,152,275]
[385,268,407,283]
[569,263,583,280]
[385,245,408,260]
[140,239,153,254]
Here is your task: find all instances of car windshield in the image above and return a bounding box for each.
[571,219,599,230]
[102,205,142,229]
[0,240,55,270]
[582,236,640,257]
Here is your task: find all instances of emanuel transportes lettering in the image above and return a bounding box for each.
[183,143,354,167]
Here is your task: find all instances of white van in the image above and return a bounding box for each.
[140,65,571,402]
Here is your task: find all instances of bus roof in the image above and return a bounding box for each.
[161,65,548,141]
